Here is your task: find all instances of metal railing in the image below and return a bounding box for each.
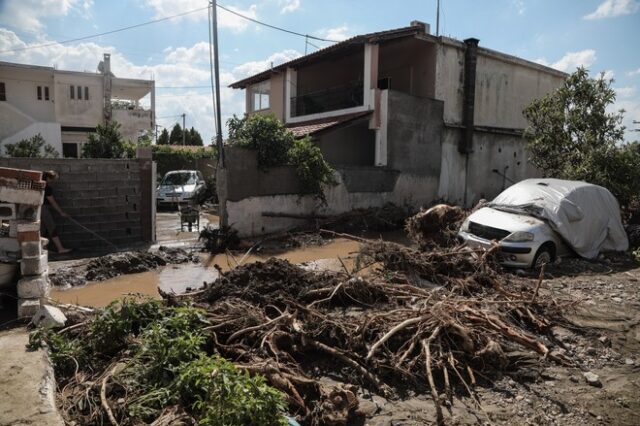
[290,81,363,117]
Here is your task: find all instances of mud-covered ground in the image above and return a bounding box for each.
[363,257,640,426]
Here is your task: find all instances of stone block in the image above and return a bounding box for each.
[10,220,40,238]
[16,204,40,221]
[21,240,42,257]
[17,275,50,298]
[20,252,48,276]
[0,237,20,252]
[17,298,40,318]
[0,186,43,206]
[32,305,67,328]
[0,203,16,220]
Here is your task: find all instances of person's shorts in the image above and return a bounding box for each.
[40,205,58,238]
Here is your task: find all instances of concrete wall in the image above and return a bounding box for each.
[0,158,155,250]
[53,73,104,127]
[314,119,376,166]
[434,38,565,128]
[113,109,153,141]
[0,103,35,141]
[0,65,56,123]
[387,91,443,176]
[437,127,541,206]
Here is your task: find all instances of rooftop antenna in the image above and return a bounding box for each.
[436,0,441,36]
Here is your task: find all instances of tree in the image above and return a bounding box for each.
[82,121,133,159]
[188,127,203,146]
[4,133,59,158]
[523,67,640,207]
[169,124,183,145]
[157,128,169,145]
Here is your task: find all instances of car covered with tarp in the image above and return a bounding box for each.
[459,178,629,268]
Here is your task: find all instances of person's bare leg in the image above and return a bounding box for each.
[51,236,71,254]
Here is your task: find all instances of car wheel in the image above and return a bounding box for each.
[533,244,554,269]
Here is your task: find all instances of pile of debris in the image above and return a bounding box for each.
[49,247,199,286]
[37,240,577,425]
[405,204,467,248]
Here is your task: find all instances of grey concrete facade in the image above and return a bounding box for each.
[0,158,155,250]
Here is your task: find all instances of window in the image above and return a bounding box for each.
[70,85,74,99]
[37,86,42,100]
[84,86,89,100]
[250,80,270,111]
[0,82,5,101]
[77,86,82,100]
[62,143,79,158]
[44,86,50,101]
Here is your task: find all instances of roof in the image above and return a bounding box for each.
[230,24,427,89]
[287,111,372,137]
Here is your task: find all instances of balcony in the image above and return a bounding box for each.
[290,81,363,118]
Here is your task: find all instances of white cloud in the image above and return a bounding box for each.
[0,0,94,32]
[584,0,639,20]
[512,0,525,15]
[602,69,615,80]
[316,25,352,42]
[164,42,211,65]
[232,49,301,78]
[615,85,637,98]
[537,49,597,72]
[628,68,640,77]
[280,0,300,13]
[143,0,258,32]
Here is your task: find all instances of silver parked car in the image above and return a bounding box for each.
[458,179,628,269]
[156,170,205,206]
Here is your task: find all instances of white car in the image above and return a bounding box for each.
[458,179,628,269]
[156,170,205,206]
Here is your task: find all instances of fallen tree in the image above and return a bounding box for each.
[32,241,577,425]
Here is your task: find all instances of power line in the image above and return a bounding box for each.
[0,6,209,54]
[216,3,339,43]
[0,3,339,56]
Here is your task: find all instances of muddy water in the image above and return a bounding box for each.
[50,238,362,308]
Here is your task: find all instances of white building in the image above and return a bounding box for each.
[0,54,155,158]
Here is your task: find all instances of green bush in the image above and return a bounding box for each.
[523,67,640,207]
[227,114,336,202]
[4,133,59,158]
[82,121,135,159]
[30,300,288,425]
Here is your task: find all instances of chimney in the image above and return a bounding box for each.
[410,20,430,34]
[459,37,479,154]
[102,53,111,75]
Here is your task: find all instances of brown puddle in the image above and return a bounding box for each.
[50,238,362,308]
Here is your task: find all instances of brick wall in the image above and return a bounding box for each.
[0,158,155,250]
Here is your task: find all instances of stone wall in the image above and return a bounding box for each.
[0,158,155,250]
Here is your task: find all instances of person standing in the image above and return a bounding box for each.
[41,170,72,254]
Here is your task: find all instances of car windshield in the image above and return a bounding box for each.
[486,202,544,217]
[162,172,196,186]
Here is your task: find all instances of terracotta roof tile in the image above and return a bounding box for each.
[287,111,372,137]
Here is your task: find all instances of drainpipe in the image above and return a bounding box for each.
[460,38,479,207]
[102,53,112,124]
[460,38,479,154]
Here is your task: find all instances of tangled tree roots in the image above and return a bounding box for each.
[405,204,467,249]
[36,241,577,425]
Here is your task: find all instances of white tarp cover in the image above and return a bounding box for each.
[489,178,629,259]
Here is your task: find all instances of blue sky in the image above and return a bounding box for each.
[1,0,639,143]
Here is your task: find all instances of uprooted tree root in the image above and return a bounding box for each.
[34,241,578,425]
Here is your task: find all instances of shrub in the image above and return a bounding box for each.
[227,114,336,202]
[82,121,134,159]
[4,133,59,158]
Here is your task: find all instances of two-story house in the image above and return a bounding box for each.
[230,21,567,210]
[0,54,155,158]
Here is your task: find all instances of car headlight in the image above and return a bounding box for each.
[459,218,470,232]
[503,231,534,242]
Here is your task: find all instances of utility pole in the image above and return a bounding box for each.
[212,0,224,166]
[436,0,441,37]
[181,113,186,145]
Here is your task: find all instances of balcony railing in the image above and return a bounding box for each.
[290,81,363,118]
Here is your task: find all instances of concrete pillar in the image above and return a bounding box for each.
[284,68,297,122]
